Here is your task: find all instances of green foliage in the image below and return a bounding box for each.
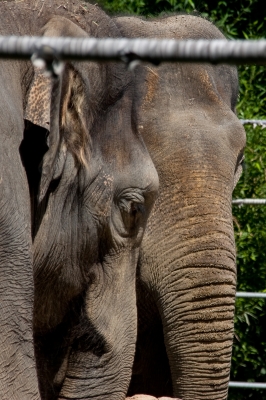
[231,5,266,396]
[232,125,266,399]
[96,0,196,15]
[97,0,266,397]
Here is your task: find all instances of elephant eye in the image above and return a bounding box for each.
[239,155,245,167]
[119,196,145,234]
[236,152,245,171]
[131,202,143,217]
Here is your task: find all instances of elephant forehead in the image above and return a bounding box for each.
[153,64,225,107]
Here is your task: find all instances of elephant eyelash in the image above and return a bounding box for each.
[239,155,245,164]
[119,198,144,215]
[236,152,245,171]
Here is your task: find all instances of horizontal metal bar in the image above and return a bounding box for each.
[241,119,266,126]
[232,199,266,205]
[236,292,266,298]
[229,381,266,389]
[2,37,266,63]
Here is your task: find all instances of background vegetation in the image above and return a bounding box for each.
[97,0,266,398]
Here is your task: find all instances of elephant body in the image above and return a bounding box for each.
[115,15,246,400]
[0,2,158,399]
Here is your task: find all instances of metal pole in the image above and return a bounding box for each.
[229,382,266,389]
[2,37,266,63]
[236,292,266,298]
[232,199,266,205]
[241,119,266,126]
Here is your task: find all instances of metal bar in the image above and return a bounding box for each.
[232,199,266,205]
[236,292,266,298]
[229,382,266,389]
[241,119,266,126]
[2,37,266,63]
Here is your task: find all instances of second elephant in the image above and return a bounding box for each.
[115,14,246,400]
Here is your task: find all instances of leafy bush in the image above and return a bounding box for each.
[97,0,266,397]
[232,124,266,399]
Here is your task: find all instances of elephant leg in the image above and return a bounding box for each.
[0,143,40,399]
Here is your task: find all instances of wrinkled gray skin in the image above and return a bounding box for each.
[0,1,158,399]
[115,15,246,400]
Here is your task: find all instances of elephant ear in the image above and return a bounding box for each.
[24,16,90,202]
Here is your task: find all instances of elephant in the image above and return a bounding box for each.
[114,14,246,400]
[0,1,159,399]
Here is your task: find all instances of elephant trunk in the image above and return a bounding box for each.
[142,174,236,400]
[56,249,139,400]
[162,249,235,399]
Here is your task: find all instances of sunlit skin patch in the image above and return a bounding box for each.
[143,67,160,107]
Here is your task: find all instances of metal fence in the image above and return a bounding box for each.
[2,37,266,64]
[229,119,266,390]
[0,35,266,392]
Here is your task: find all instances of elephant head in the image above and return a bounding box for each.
[115,15,246,400]
[0,1,158,399]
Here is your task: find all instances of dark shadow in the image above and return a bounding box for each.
[19,121,49,236]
